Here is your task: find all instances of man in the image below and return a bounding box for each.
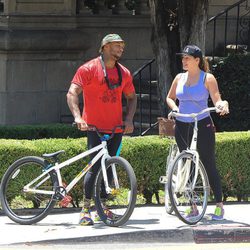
[66,34,137,225]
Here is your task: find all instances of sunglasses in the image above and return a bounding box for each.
[99,55,122,90]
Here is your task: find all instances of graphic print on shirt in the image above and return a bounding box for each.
[99,67,119,104]
[101,89,118,103]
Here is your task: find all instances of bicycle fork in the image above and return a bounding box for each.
[176,150,200,192]
[101,158,120,194]
[101,147,120,194]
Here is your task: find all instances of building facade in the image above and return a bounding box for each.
[0,0,248,125]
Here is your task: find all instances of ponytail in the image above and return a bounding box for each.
[199,56,210,72]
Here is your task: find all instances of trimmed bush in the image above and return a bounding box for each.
[215,132,250,201]
[0,124,85,139]
[0,132,249,206]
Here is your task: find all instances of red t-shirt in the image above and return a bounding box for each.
[71,57,135,132]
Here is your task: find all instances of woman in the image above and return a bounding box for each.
[166,45,229,220]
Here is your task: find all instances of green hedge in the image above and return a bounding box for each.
[215,132,250,201]
[0,124,85,139]
[0,132,249,206]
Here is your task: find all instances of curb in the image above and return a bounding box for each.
[6,227,250,246]
[193,228,250,244]
[8,229,194,246]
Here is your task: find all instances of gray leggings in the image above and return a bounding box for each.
[175,116,223,203]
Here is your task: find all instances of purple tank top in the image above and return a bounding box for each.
[176,70,209,122]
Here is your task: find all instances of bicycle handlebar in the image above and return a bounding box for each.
[72,123,124,140]
[87,124,124,133]
[168,107,219,119]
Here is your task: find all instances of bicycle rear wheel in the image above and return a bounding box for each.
[94,156,137,227]
[168,152,209,225]
[0,156,58,224]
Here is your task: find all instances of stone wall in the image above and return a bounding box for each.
[2,0,75,15]
[0,5,153,124]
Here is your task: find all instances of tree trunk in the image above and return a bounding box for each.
[178,0,209,50]
[149,0,209,116]
[149,0,180,117]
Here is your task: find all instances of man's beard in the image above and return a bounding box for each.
[112,53,121,61]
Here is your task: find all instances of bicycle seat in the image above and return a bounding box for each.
[42,150,65,159]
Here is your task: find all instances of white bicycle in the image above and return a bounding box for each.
[0,125,137,227]
[159,139,178,214]
[163,107,218,224]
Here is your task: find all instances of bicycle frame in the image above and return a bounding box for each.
[23,139,115,196]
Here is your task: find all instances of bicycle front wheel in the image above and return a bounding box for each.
[165,143,178,214]
[0,156,58,225]
[165,185,173,214]
[94,156,137,227]
[168,152,209,225]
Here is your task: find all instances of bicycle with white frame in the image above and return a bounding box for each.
[159,136,178,214]
[0,125,137,227]
[166,107,218,225]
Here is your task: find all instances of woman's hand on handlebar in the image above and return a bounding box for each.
[215,100,229,116]
[74,117,88,131]
[168,107,179,119]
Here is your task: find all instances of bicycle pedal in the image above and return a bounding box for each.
[159,176,168,184]
[59,195,72,208]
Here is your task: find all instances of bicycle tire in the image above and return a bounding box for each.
[168,151,209,225]
[165,143,178,214]
[94,156,137,227]
[165,185,173,214]
[0,156,58,225]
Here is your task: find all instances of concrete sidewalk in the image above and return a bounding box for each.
[0,204,249,246]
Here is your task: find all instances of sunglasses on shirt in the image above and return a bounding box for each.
[99,55,122,90]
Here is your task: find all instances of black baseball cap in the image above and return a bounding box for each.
[176,45,203,58]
